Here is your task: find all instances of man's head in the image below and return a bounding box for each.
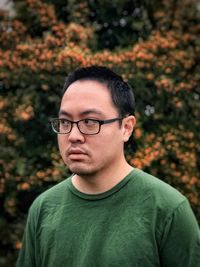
[62,66,135,117]
[56,66,136,177]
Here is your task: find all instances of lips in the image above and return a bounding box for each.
[67,148,88,160]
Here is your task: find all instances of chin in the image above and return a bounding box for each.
[68,163,95,176]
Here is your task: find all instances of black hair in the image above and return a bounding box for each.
[62,66,135,117]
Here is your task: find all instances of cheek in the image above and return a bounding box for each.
[57,136,66,156]
[93,132,122,156]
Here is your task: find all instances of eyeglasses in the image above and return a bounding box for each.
[50,117,123,135]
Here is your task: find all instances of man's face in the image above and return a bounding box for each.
[58,79,132,176]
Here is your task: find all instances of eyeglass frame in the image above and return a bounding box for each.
[49,117,124,135]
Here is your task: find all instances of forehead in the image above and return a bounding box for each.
[60,80,117,116]
[62,79,110,99]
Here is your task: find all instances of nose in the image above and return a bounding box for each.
[67,123,85,143]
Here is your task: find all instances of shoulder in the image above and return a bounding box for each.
[130,169,200,244]
[130,168,186,210]
[28,177,71,216]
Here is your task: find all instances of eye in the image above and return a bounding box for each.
[84,119,97,125]
[60,119,70,126]
[81,119,99,129]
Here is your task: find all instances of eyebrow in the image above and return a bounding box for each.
[58,109,104,117]
[58,110,70,117]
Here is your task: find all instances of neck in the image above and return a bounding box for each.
[72,160,133,194]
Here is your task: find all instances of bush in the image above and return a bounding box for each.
[0,0,199,265]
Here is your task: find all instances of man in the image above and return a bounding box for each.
[16,66,200,267]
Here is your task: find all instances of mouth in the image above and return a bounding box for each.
[67,149,88,160]
[68,154,87,161]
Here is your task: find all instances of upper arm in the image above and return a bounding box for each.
[160,200,200,267]
[15,202,41,267]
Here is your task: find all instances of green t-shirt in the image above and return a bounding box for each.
[16,168,200,267]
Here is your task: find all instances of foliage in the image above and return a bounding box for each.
[0,0,200,266]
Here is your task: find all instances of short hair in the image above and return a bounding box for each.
[62,66,135,117]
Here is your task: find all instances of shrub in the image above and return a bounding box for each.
[0,0,199,265]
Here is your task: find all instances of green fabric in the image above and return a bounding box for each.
[16,168,200,267]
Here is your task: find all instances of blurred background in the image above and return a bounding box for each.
[0,0,200,266]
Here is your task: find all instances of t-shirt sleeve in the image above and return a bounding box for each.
[15,201,41,267]
[160,199,200,267]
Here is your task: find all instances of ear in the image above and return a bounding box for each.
[122,116,136,142]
